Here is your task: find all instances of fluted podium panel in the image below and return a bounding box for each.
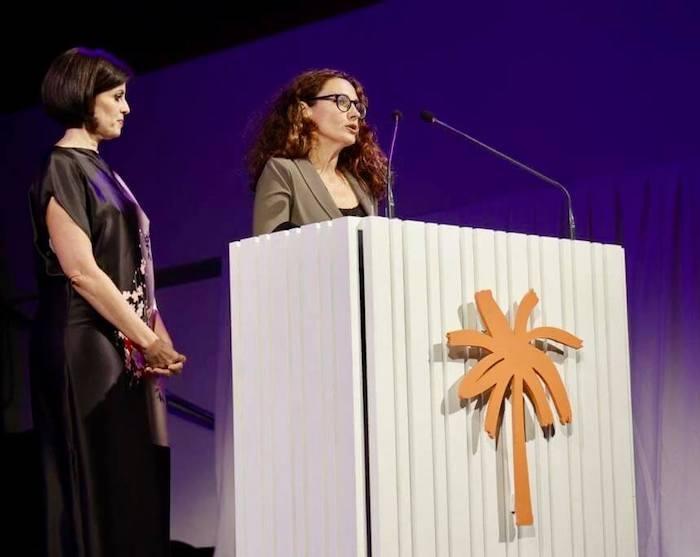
[228,217,638,557]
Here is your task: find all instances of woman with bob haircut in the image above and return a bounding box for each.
[28,47,185,556]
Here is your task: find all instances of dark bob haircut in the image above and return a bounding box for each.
[41,47,133,129]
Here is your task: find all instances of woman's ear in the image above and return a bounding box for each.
[298,101,310,118]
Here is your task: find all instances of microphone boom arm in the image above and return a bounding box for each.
[425,113,576,240]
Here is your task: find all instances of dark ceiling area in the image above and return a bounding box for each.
[3,2,378,114]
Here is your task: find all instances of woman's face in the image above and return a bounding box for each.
[91,83,130,140]
[304,77,363,150]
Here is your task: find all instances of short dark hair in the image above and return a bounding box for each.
[41,47,133,129]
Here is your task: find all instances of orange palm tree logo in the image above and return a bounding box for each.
[447,289,582,525]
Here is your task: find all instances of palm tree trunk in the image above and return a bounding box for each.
[512,375,534,525]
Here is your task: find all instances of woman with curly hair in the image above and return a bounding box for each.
[248,68,387,235]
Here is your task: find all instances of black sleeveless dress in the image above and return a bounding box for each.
[28,146,169,557]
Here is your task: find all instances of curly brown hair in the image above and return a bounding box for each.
[247,69,387,199]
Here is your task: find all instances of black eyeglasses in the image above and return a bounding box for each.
[305,94,367,118]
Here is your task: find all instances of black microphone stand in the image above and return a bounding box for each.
[420,111,576,240]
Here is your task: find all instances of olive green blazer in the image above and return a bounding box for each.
[252,157,377,236]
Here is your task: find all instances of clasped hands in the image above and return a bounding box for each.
[142,338,187,376]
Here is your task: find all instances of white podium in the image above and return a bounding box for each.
[228,217,638,557]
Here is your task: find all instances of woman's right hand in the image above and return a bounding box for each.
[142,338,187,375]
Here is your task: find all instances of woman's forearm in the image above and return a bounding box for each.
[70,265,158,348]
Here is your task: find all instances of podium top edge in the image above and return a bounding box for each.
[227,216,625,250]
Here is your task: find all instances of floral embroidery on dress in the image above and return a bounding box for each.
[116,256,150,379]
[111,207,167,401]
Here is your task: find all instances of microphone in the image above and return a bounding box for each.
[385,110,402,219]
[420,111,576,240]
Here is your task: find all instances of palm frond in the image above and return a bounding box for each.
[514,290,538,335]
[528,347,572,423]
[475,290,511,337]
[525,326,582,348]
[522,367,554,428]
[458,353,504,399]
[447,329,496,352]
[485,375,512,438]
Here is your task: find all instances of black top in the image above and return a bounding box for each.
[339,204,367,217]
[271,204,367,232]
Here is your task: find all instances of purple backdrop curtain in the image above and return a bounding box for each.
[214,160,700,557]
